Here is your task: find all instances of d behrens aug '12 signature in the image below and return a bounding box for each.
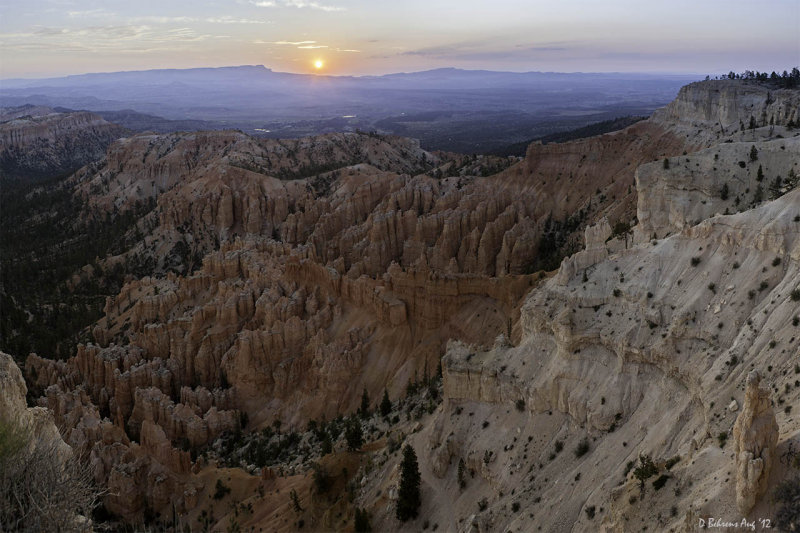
[698,518,772,530]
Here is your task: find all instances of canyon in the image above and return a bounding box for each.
[1,78,799,531]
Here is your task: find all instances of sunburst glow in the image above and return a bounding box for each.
[314,59,324,70]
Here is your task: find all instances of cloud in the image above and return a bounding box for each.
[1,24,216,55]
[250,0,344,11]
[400,40,575,62]
[130,16,198,24]
[283,0,344,11]
[271,40,317,45]
[67,9,112,18]
[206,16,268,24]
[298,45,327,49]
[335,48,360,53]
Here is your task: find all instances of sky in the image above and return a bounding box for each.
[0,0,798,79]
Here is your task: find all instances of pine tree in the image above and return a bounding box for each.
[290,489,303,513]
[458,458,467,490]
[359,388,370,418]
[396,445,421,521]
[756,164,764,182]
[320,431,332,455]
[380,389,392,417]
[749,145,758,161]
[354,508,372,532]
[345,419,363,451]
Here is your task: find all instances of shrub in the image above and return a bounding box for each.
[652,474,670,490]
[515,399,526,411]
[774,477,800,532]
[359,388,370,418]
[585,505,596,519]
[773,257,782,267]
[612,220,631,237]
[633,455,658,487]
[574,439,590,458]
[662,158,669,169]
[690,257,701,266]
[213,479,231,500]
[718,432,728,448]
[312,463,331,494]
[624,461,635,475]
[511,502,520,513]
[665,456,681,470]
[379,389,392,417]
[708,283,716,294]
[791,289,800,302]
[554,440,564,453]
[477,498,488,512]
[354,508,372,532]
[290,489,303,513]
[345,419,363,451]
[1,418,102,531]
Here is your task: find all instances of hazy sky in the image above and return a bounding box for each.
[1,0,798,78]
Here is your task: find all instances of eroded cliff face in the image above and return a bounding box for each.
[0,106,128,180]
[733,371,778,515]
[409,94,799,530]
[1,352,71,460]
[636,136,799,241]
[651,80,800,136]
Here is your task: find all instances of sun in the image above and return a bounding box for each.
[313,59,324,70]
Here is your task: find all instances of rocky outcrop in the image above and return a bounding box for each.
[430,186,800,532]
[636,136,799,241]
[0,352,71,460]
[0,107,127,180]
[732,371,778,514]
[652,80,800,134]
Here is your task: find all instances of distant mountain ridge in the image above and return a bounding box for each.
[0,65,696,152]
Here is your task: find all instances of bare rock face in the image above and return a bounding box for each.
[0,352,72,460]
[427,187,800,532]
[636,136,800,242]
[0,106,127,180]
[652,80,800,135]
[732,371,778,515]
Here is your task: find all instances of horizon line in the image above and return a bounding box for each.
[0,63,711,83]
